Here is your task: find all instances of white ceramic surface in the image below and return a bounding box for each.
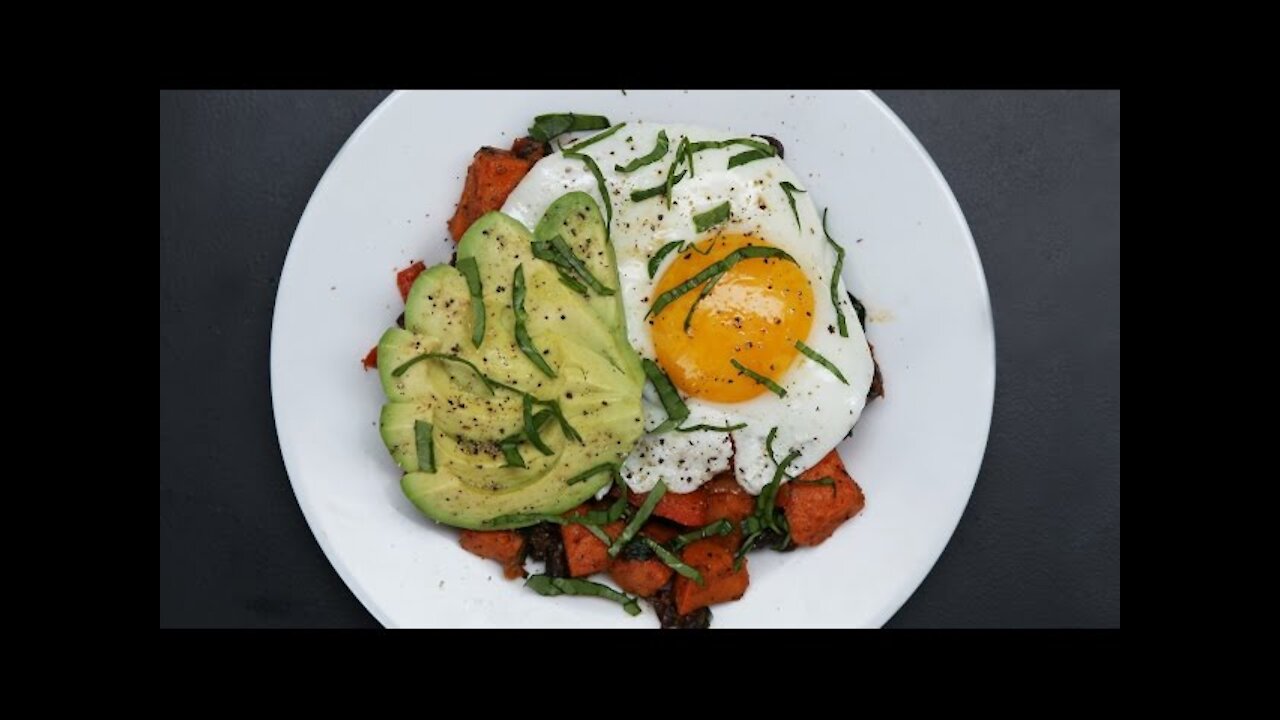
[270,90,995,628]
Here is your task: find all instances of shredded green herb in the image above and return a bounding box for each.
[733,532,762,571]
[676,422,747,433]
[392,352,516,398]
[671,519,733,550]
[456,257,485,348]
[692,201,731,233]
[642,359,689,433]
[525,574,641,616]
[726,149,770,169]
[686,137,776,156]
[647,246,797,319]
[665,137,688,208]
[643,537,704,584]
[499,408,549,469]
[794,477,837,493]
[775,513,793,551]
[563,152,612,238]
[606,480,630,521]
[414,420,434,473]
[631,170,685,202]
[609,481,666,557]
[765,427,780,465]
[499,438,526,468]
[647,240,684,278]
[486,508,608,528]
[557,268,589,296]
[541,398,583,444]
[583,524,612,544]
[530,240,571,268]
[757,448,801,533]
[392,352,490,385]
[795,340,848,384]
[615,129,668,172]
[822,208,849,337]
[730,359,787,397]
[531,241,592,296]
[486,511,560,527]
[550,235,614,296]
[780,181,806,231]
[547,479,627,525]
[566,462,618,486]
[575,506,611,526]
[683,268,725,334]
[686,236,720,256]
[528,113,610,143]
[391,353,580,442]
[561,122,626,153]
[513,265,557,378]
[522,394,554,455]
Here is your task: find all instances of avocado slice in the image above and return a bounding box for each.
[377,327,439,403]
[379,399,435,472]
[376,200,645,530]
[403,263,470,344]
[533,192,643,385]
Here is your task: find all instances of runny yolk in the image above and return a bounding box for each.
[650,234,814,403]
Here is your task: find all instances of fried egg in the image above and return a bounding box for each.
[502,122,874,495]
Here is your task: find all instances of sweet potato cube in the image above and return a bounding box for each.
[560,506,625,577]
[459,529,527,580]
[674,538,749,615]
[777,450,865,547]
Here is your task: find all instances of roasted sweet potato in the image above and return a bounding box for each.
[396,260,426,301]
[777,449,865,546]
[511,136,549,162]
[606,522,680,597]
[640,522,679,543]
[703,473,755,524]
[447,139,545,242]
[697,476,751,551]
[628,487,709,527]
[675,538,749,615]
[650,584,713,629]
[608,557,672,598]
[561,507,625,578]
[459,529,527,580]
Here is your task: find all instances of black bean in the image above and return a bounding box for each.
[757,134,785,159]
[649,584,713,629]
[522,522,570,577]
[618,539,655,561]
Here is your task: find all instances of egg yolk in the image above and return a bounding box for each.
[650,234,814,402]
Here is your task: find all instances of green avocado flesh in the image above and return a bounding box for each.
[534,193,641,381]
[377,194,646,530]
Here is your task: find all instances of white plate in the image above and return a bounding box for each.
[271,90,995,628]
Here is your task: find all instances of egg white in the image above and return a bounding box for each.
[501,122,873,496]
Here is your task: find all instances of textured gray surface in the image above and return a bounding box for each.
[159,90,1120,628]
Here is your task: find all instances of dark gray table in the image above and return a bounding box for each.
[159,90,1120,628]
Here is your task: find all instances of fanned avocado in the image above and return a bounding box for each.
[377,199,645,530]
[533,192,643,384]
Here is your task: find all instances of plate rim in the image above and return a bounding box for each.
[270,89,995,628]
[856,89,995,627]
[271,90,404,628]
